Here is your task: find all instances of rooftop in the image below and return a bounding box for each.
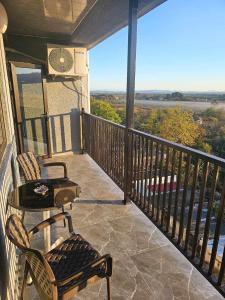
[24,153,223,299]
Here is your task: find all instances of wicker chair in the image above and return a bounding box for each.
[17,152,68,182]
[6,212,112,300]
[17,152,72,224]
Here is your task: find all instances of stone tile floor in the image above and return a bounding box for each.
[24,154,223,300]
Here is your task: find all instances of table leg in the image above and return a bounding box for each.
[43,211,51,252]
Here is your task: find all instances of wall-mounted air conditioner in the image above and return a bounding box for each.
[47,44,88,77]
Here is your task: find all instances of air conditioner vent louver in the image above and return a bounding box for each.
[47,44,88,77]
[49,48,74,73]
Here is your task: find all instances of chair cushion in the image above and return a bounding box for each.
[45,234,106,295]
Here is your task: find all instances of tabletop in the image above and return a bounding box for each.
[8,178,81,212]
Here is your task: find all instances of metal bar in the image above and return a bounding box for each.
[42,76,52,158]
[128,130,133,195]
[110,123,113,177]
[118,128,122,187]
[127,130,133,194]
[115,125,118,183]
[172,151,183,238]
[156,144,164,222]
[208,179,225,276]
[218,246,225,286]
[137,135,141,204]
[106,123,109,174]
[143,137,149,210]
[152,143,159,218]
[178,154,191,245]
[124,0,138,204]
[81,109,86,153]
[103,119,106,171]
[140,136,145,207]
[161,147,170,227]
[199,166,219,267]
[117,127,121,185]
[94,118,97,161]
[192,161,209,258]
[112,123,115,181]
[88,116,91,151]
[133,133,138,202]
[98,119,101,165]
[125,0,138,129]
[166,149,176,232]
[184,159,199,252]
[147,140,154,214]
[120,127,123,186]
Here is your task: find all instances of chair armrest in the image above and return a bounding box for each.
[42,162,68,178]
[53,254,112,287]
[28,212,73,237]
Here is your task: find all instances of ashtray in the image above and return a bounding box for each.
[34,185,49,196]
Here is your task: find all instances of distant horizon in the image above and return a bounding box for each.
[91,89,225,94]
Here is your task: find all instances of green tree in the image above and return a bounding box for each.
[116,108,126,125]
[134,107,203,146]
[158,107,203,146]
[196,142,212,154]
[91,99,121,123]
[199,108,225,158]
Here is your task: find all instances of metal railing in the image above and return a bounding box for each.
[82,112,125,190]
[82,112,225,296]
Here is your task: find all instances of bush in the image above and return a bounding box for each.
[91,99,122,124]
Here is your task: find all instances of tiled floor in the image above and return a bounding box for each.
[24,154,223,300]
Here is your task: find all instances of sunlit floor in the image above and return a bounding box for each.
[24,154,223,300]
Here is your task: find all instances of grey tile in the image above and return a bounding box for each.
[23,154,223,300]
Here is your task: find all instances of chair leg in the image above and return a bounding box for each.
[20,262,29,300]
[70,202,73,210]
[106,277,111,300]
[62,206,66,227]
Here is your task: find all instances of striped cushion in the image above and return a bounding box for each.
[17,152,41,181]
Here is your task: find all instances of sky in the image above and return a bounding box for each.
[89,0,225,92]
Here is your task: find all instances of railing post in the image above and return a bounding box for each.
[81,108,85,154]
[124,0,138,204]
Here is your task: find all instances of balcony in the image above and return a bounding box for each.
[24,152,223,299]
[82,112,225,297]
[1,1,225,299]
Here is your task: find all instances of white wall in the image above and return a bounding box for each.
[47,74,90,155]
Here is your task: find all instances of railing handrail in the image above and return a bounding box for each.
[84,112,225,168]
[130,128,225,168]
[82,112,125,130]
[22,112,72,122]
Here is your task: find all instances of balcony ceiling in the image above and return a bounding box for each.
[2,0,166,49]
